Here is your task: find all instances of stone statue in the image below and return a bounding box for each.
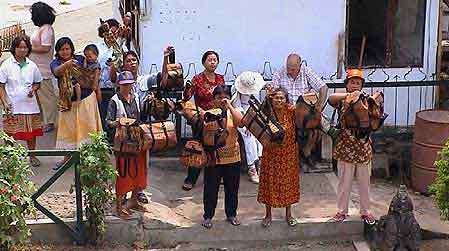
[370,185,421,251]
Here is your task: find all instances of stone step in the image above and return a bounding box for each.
[27,215,364,247]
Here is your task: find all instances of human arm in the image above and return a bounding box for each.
[222,98,244,128]
[160,46,172,89]
[304,65,327,111]
[105,99,119,128]
[51,59,76,77]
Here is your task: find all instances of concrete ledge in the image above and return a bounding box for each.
[27,216,364,246]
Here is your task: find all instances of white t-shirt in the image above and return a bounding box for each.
[0,57,43,114]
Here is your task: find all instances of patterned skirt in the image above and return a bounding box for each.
[56,92,103,150]
[3,113,43,141]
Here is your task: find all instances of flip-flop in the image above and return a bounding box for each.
[182,183,193,191]
[330,212,347,223]
[52,161,64,171]
[226,217,241,226]
[286,217,299,227]
[202,218,212,229]
[261,217,272,228]
[137,192,149,204]
[361,214,376,225]
[117,208,132,220]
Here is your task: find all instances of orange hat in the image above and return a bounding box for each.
[346,68,363,80]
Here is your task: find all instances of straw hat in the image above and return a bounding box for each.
[234,71,265,95]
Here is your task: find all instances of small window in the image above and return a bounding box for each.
[346,0,426,68]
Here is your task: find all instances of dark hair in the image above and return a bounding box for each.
[201,50,220,65]
[31,2,56,27]
[10,35,32,57]
[212,85,231,98]
[106,19,120,28]
[55,37,75,59]
[84,44,99,56]
[272,87,290,103]
[123,50,139,64]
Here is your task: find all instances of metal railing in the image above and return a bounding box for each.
[148,60,446,139]
[27,150,86,245]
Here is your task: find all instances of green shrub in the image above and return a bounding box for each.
[0,132,36,249]
[429,139,449,221]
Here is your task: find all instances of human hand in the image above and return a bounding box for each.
[144,92,154,102]
[163,46,174,57]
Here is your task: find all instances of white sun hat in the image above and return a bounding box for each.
[234,71,265,95]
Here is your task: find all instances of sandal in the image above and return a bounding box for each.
[130,203,148,213]
[202,218,213,229]
[182,182,193,191]
[226,217,241,226]
[30,156,41,167]
[286,217,299,227]
[53,160,65,171]
[361,214,376,225]
[117,207,132,220]
[137,192,149,204]
[330,212,347,223]
[261,217,272,228]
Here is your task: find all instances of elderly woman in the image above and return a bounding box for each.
[202,85,243,229]
[231,71,264,184]
[50,37,102,169]
[29,1,57,133]
[0,35,43,166]
[182,50,225,191]
[106,71,149,219]
[257,87,300,228]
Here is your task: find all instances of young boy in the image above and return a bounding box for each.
[83,44,101,102]
[328,69,375,224]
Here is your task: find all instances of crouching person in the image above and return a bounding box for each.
[106,71,148,219]
[328,69,374,224]
[202,85,244,229]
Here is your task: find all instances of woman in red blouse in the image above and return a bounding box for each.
[182,50,224,190]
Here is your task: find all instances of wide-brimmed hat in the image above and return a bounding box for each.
[117,71,135,85]
[234,71,265,95]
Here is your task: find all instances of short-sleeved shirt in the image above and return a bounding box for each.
[86,61,101,71]
[190,72,225,110]
[272,64,326,103]
[50,55,93,101]
[134,72,159,104]
[29,24,55,79]
[0,57,43,114]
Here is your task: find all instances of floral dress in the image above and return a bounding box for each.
[190,72,224,110]
[257,105,300,208]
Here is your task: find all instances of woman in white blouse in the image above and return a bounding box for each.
[0,35,43,166]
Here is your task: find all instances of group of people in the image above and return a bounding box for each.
[0,1,376,229]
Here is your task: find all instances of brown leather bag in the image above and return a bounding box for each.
[165,63,184,90]
[367,91,388,131]
[241,95,284,146]
[295,93,321,129]
[339,92,370,129]
[143,97,172,121]
[175,100,203,127]
[140,121,177,153]
[179,140,208,168]
[202,108,229,151]
[113,118,143,156]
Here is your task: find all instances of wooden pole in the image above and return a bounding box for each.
[358,35,367,68]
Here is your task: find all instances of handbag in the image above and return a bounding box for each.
[179,140,208,168]
[202,108,229,151]
[142,74,172,121]
[295,93,321,129]
[241,95,285,146]
[367,91,388,131]
[140,120,177,153]
[113,118,143,156]
[163,48,184,90]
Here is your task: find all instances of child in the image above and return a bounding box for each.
[83,44,102,102]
